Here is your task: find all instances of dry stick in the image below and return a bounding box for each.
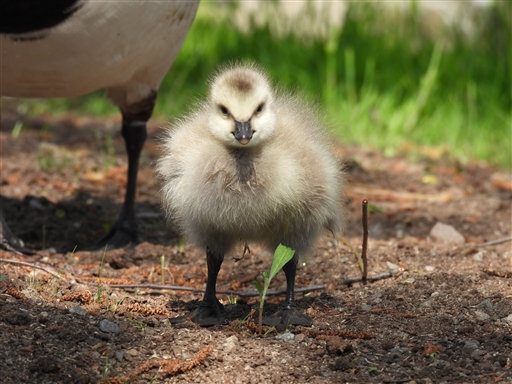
[0,258,64,280]
[84,269,400,297]
[361,199,369,285]
[337,269,400,286]
[475,236,512,247]
[83,282,328,297]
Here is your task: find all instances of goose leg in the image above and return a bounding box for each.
[92,90,158,250]
[0,210,33,255]
[263,254,313,328]
[92,120,146,249]
[191,247,226,326]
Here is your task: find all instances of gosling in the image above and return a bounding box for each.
[157,63,345,326]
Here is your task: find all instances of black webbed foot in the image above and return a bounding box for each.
[90,219,142,251]
[262,304,313,331]
[190,300,227,326]
[169,298,227,326]
[0,214,34,255]
[0,233,34,255]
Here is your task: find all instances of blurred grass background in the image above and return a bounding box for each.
[16,1,512,169]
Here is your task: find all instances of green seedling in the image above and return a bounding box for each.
[11,121,23,138]
[160,255,165,285]
[254,244,295,332]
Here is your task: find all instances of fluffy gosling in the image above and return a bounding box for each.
[157,63,345,326]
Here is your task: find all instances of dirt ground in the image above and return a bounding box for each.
[1,101,511,383]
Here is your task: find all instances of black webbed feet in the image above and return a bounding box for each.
[89,219,142,251]
[261,303,313,331]
[170,298,227,327]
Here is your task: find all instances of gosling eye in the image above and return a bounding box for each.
[255,103,264,114]
[219,105,229,116]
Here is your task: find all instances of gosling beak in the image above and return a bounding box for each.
[234,120,253,145]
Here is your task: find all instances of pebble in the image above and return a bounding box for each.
[502,314,512,325]
[470,349,487,360]
[420,301,432,308]
[275,331,295,341]
[386,261,399,271]
[69,306,87,316]
[361,304,372,312]
[477,299,493,310]
[28,198,45,210]
[463,340,479,351]
[474,311,490,321]
[99,319,120,333]
[223,335,239,352]
[115,351,124,362]
[473,251,484,261]
[429,222,465,244]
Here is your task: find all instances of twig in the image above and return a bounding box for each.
[337,269,400,286]
[0,258,64,280]
[475,236,512,247]
[361,199,369,285]
[84,269,400,297]
[83,281,328,297]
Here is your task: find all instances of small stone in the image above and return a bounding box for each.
[275,331,295,341]
[223,335,239,352]
[474,311,490,321]
[295,333,306,342]
[473,251,484,261]
[470,349,487,360]
[402,278,415,285]
[99,319,120,333]
[29,198,45,210]
[501,314,512,325]
[127,348,139,357]
[424,265,435,272]
[463,340,479,351]
[361,304,372,312]
[69,306,87,316]
[477,299,493,310]
[429,222,465,244]
[386,261,399,271]
[420,301,432,307]
[115,351,124,362]
[430,291,440,298]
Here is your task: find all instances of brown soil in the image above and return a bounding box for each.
[1,103,511,383]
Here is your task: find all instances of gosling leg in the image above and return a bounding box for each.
[191,247,226,326]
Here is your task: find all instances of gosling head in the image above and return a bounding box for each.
[207,64,276,147]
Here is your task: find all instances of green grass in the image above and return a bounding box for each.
[16,1,511,169]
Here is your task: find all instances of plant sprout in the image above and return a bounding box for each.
[254,244,295,332]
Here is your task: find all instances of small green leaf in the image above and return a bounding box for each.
[0,274,8,282]
[268,244,295,281]
[253,280,263,296]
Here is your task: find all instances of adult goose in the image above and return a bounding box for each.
[0,0,199,253]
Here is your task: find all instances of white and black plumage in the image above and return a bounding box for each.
[157,63,345,326]
[0,0,199,253]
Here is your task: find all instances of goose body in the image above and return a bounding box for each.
[0,0,199,252]
[157,64,345,326]
[1,1,197,110]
